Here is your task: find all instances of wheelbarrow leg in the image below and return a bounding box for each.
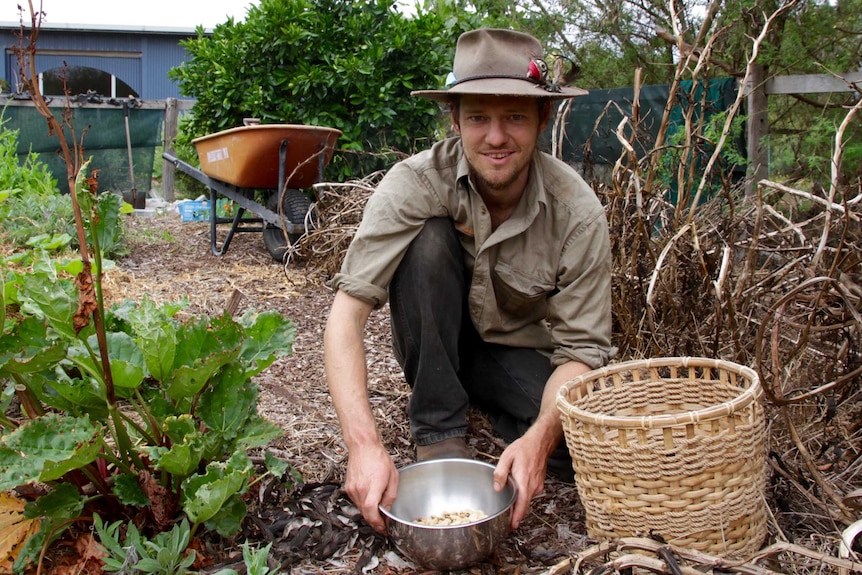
[209,186,249,256]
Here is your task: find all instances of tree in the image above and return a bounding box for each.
[170,0,460,179]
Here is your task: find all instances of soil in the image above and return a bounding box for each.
[105,213,589,574]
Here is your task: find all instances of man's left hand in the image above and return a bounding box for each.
[492,433,549,530]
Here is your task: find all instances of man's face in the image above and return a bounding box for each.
[452,94,549,197]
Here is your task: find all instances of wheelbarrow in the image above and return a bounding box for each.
[162,123,342,261]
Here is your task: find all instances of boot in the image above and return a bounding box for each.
[416,437,472,461]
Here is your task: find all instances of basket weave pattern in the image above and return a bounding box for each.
[557,357,767,558]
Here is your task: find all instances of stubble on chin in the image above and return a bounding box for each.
[469,165,519,193]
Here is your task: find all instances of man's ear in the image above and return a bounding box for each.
[449,104,461,135]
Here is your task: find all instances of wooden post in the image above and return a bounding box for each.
[162,97,179,202]
[746,64,768,197]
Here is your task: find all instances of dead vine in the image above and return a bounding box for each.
[542,537,862,575]
[280,171,383,276]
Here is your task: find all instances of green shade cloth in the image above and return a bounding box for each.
[556,78,741,165]
[545,78,744,205]
[5,103,163,194]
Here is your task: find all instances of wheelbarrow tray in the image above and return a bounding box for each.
[193,124,342,189]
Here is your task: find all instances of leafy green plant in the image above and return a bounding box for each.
[95,497,286,574]
[213,541,280,575]
[0,116,68,242]
[0,116,57,195]
[0,117,130,258]
[95,514,197,574]
[13,157,286,574]
[0,164,298,573]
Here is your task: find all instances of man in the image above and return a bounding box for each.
[323,28,613,534]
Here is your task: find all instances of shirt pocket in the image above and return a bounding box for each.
[490,262,554,319]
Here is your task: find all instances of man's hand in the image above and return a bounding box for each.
[491,359,592,530]
[343,442,400,533]
[325,291,399,533]
[493,432,549,530]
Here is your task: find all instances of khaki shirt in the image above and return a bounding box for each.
[331,137,613,369]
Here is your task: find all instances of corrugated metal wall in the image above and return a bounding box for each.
[0,25,198,99]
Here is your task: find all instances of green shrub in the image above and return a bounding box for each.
[0,119,70,244]
[0,119,57,195]
[170,0,460,180]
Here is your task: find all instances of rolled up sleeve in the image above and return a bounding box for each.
[328,159,449,308]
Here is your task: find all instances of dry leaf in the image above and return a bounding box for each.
[46,532,106,575]
[0,491,41,572]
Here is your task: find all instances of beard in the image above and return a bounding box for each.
[468,164,525,193]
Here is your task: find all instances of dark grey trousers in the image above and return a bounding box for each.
[388,218,572,471]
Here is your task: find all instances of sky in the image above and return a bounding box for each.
[3,0,262,29]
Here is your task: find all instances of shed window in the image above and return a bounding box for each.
[41,66,138,98]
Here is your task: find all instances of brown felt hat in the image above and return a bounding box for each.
[411,28,588,101]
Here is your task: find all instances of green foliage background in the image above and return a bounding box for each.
[0,118,128,259]
[170,0,465,180]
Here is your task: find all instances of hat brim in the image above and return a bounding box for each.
[411,77,588,101]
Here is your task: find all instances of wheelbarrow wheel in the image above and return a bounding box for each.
[263,188,314,262]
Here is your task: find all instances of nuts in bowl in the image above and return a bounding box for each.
[379,459,517,570]
[416,508,488,526]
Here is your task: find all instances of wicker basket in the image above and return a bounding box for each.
[556,357,767,558]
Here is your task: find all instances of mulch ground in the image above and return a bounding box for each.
[107,212,589,574]
[94,207,862,575]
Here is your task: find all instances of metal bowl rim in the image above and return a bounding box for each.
[379,458,518,529]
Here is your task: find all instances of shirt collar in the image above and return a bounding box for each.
[456,142,472,186]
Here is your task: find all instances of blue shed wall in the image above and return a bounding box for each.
[0,24,200,99]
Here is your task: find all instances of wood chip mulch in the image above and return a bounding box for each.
[107,213,590,574]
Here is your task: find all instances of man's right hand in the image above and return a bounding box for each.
[325,291,398,531]
[343,442,400,533]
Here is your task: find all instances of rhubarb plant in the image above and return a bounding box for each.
[0,165,296,573]
[2,9,297,573]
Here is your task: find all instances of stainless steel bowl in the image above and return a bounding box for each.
[380,458,518,570]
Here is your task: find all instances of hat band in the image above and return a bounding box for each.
[450,74,562,94]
